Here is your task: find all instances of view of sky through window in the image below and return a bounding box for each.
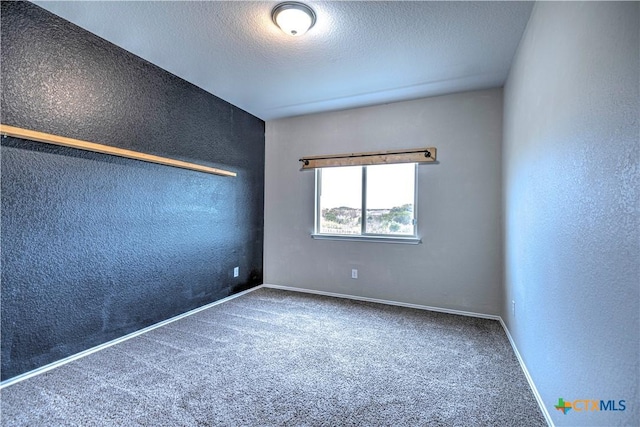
[318,163,416,236]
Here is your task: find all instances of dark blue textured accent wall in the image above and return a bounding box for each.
[1,2,264,381]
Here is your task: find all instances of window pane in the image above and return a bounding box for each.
[365,163,415,235]
[319,166,362,235]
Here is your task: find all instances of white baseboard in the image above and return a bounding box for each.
[0,285,265,389]
[263,283,501,320]
[499,318,554,427]
[264,283,553,426]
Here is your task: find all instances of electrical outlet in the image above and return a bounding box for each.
[351,269,358,279]
[512,300,516,316]
[233,267,239,278]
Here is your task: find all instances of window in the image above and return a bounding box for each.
[314,163,418,242]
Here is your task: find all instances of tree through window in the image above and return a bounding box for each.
[316,163,417,237]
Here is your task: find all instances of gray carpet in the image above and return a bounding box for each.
[1,287,546,426]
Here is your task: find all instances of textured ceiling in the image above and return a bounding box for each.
[34,1,533,121]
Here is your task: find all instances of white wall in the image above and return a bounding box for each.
[503,2,639,426]
[265,89,503,315]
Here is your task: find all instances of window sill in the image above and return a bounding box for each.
[311,234,422,245]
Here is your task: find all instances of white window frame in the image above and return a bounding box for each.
[312,164,421,244]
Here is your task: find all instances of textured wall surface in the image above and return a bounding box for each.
[265,89,503,316]
[1,2,264,381]
[503,2,639,425]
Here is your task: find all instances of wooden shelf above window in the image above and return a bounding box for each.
[299,147,437,169]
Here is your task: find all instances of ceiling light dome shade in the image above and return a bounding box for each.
[272,2,316,37]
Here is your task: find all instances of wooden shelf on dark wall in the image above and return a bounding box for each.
[0,124,236,177]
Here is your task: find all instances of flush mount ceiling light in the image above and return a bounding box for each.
[272,2,316,37]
